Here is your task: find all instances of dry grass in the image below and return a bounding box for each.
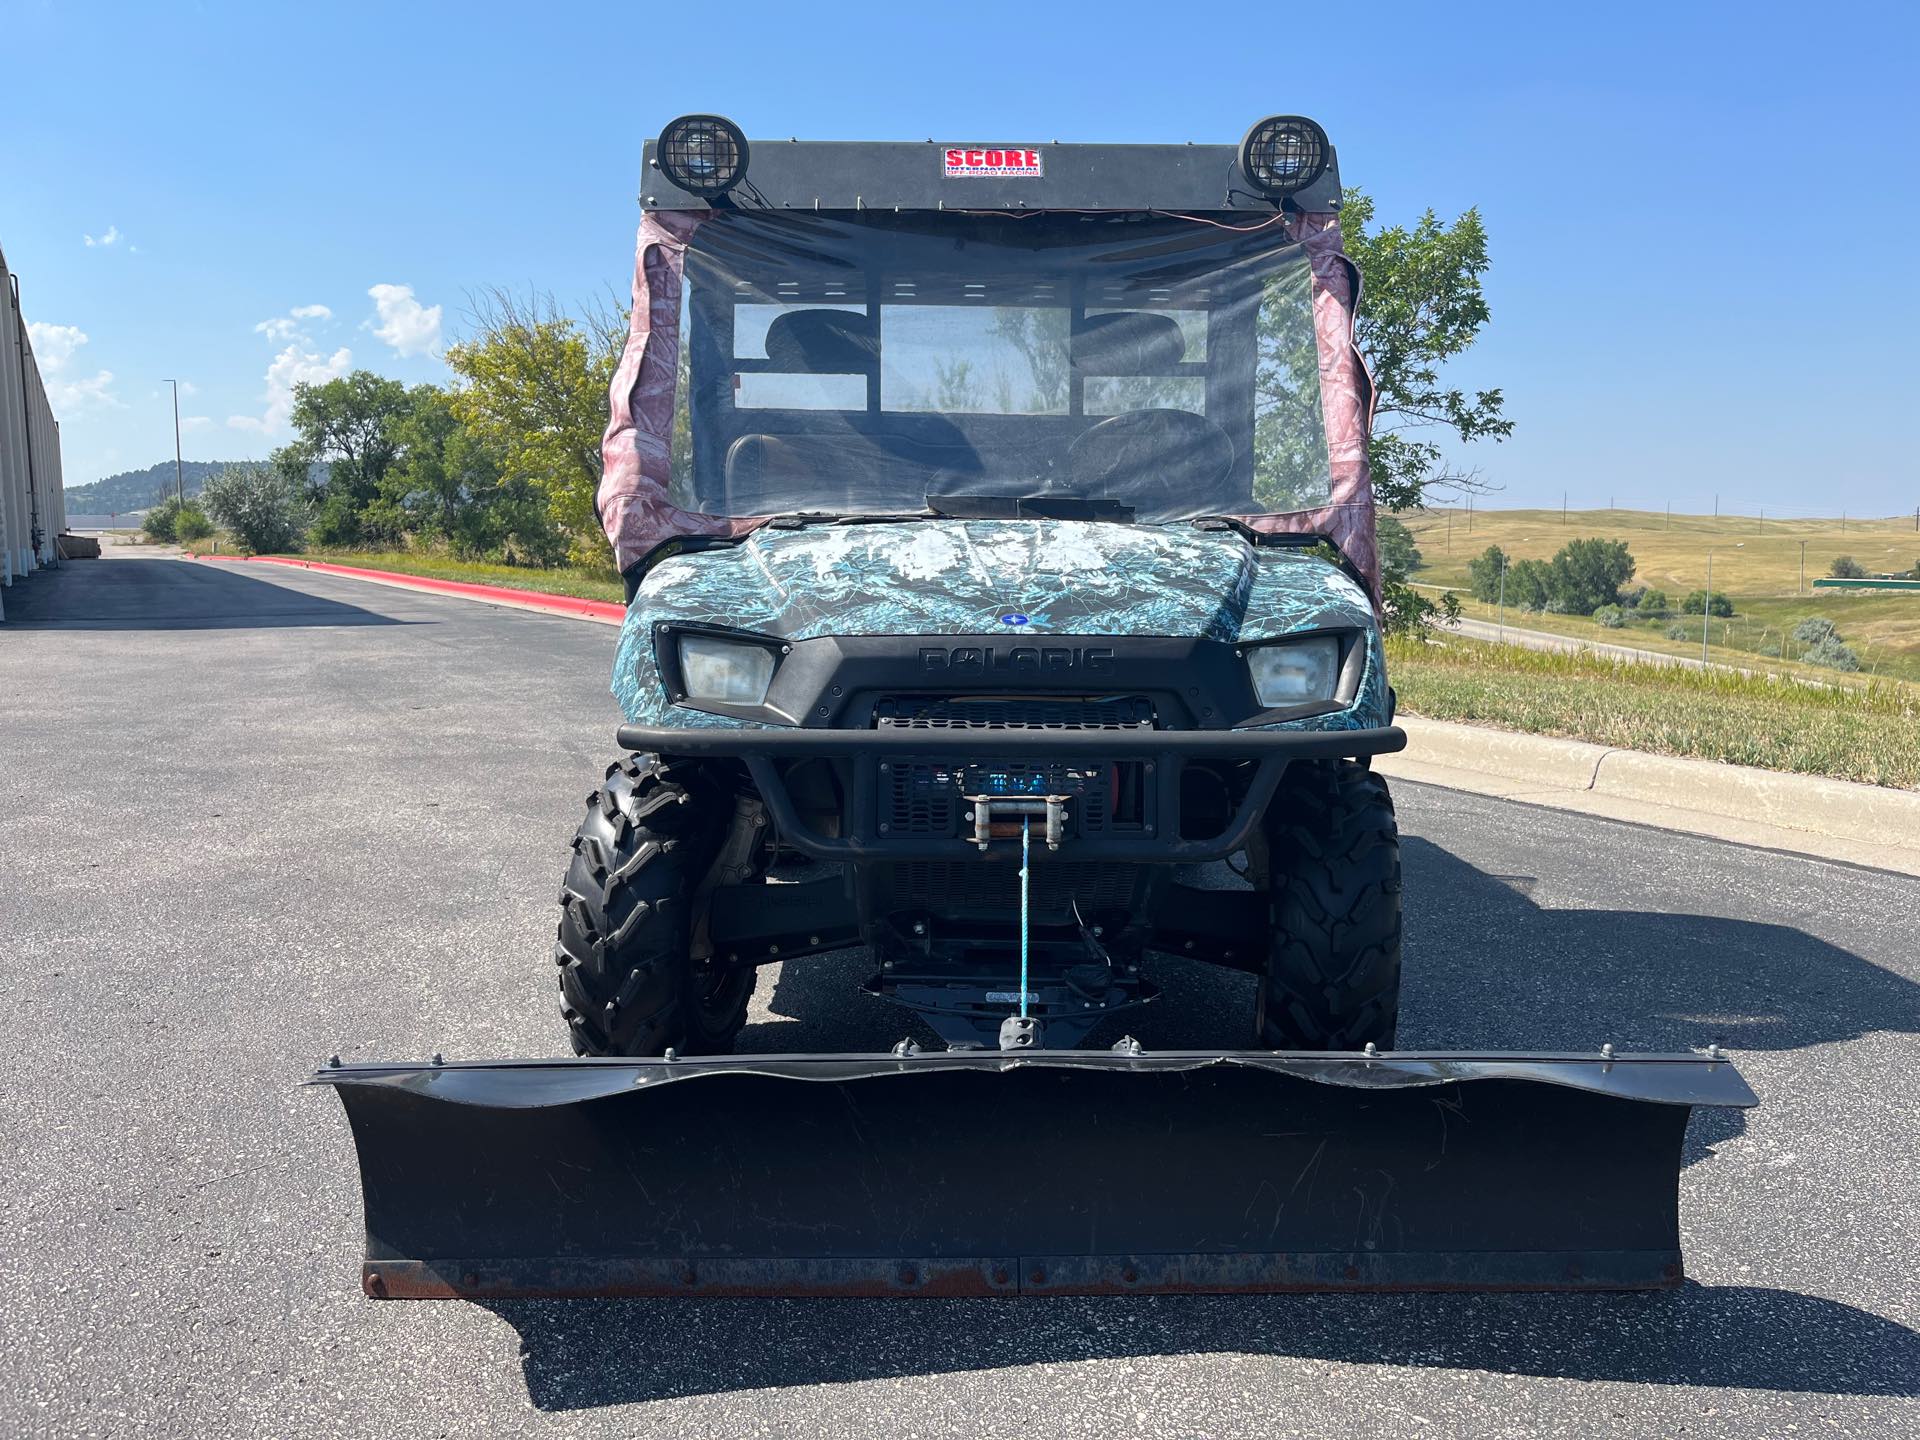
[1387,633,1920,790]
[1403,505,1920,596]
[1400,506,1920,683]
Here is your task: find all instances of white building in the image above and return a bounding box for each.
[0,242,68,620]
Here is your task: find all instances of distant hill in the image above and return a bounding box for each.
[64,459,241,515]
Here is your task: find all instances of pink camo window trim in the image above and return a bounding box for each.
[598,208,1378,595]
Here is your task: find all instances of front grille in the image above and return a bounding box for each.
[873,696,1155,732]
[885,760,1114,836]
[872,695,1155,841]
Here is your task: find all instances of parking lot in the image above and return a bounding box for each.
[2,550,1915,1438]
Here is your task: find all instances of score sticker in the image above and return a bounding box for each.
[944,147,1044,177]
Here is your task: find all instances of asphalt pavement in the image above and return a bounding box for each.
[2,549,1916,1438]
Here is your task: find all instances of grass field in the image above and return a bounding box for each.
[285,550,624,603]
[1387,634,1920,789]
[1402,507,1920,683]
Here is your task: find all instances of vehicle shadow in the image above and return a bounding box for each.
[487,834,1920,1410]
[484,1285,1918,1408]
[1,556,403,629]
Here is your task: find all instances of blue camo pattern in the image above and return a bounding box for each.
[611,520,1388,731]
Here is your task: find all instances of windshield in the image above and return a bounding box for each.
[667,210,1331,521]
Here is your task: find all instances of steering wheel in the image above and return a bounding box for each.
[1066,409,1235,508]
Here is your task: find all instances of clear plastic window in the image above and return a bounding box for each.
[881,307,1071,415]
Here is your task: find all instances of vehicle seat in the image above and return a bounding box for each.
[1072,312,1186,375]
[764,310,877,373]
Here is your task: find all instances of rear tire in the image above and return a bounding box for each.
[1255,760,1402,1050]
[555,755,756,1057]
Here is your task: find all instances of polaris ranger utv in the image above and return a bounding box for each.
[564,116,1402,1058]
[314,117,1755,1300]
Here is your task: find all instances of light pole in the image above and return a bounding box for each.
[163,379,184,505]
[1799,539,1808,596]
[1702,543,1743,663]
[1497,553,1508,640]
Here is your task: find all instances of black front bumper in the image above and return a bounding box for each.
[616,722,1406,861]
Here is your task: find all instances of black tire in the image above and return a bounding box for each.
[1255,760,1402,1050]
[555,755,756,1057]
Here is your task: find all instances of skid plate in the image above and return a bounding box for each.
[310,1049,1755,1298]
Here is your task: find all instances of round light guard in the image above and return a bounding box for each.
[657,114,749,198]
[1239,116,1329,199]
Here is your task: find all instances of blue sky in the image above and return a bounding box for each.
[6,0,1915,515]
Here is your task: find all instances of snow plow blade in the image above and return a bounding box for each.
[311,1048,1755,1298]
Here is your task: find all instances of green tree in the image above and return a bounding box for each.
[1341,191,1512,513]
[1466,544,1509,603]
[385,387,567,564]
[1376,515,1422,581]
[1506,558,1553,611]
[1637,587,1670,616]
[1828,554,1866,579]
[384,386,480,538]
[445,289,624,566]
[200,462,309,553]
[286,370,417,546]
[1545,536,1635,615]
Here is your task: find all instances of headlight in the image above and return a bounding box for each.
[656,114,749,198]
[1247,635,1341,707]
[1238,115,1330,198]
[678,634,777,706]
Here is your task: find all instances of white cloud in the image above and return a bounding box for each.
[27,321,121,415]
[227,343,352,434]
[48,370,122,414]
[181,415,211,431]
[28,321,88,370]
[83,225,122,248]
[366,283,441,357]
[254,303,334,343]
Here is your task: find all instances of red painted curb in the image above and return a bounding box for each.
[190,552,626,623]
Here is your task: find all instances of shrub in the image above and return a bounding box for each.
[200,463,310,554]
[1793,616,1838,647]
[1755,636,1782,657]
[1619,585,1647,610]
[1637,587,1670,616]
[141,495,184,543]
[1682,589,1735,617]
[1593,604,1625,628]
[1828,555,1866,579]
[1665,621,1691,640]
[1804,636,1861,671]
[173,503,214,543]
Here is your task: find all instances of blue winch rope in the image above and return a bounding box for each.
[1019,816,1031,1020]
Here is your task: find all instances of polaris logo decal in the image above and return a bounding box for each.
[944,147,1043,178]
[999,612,1030,626]
[920,645,1115,676]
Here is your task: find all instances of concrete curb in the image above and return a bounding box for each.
[1380,715,1920,875]
[188,553,626,625]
